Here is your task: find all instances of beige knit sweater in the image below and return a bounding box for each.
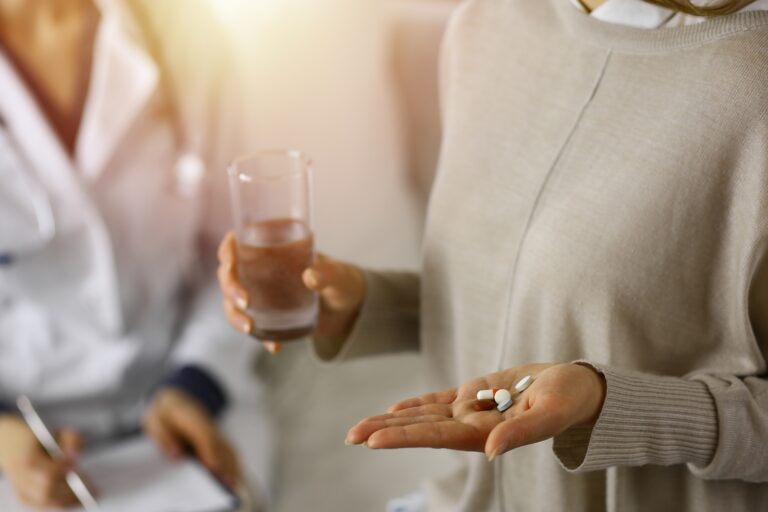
[322,1,768,510]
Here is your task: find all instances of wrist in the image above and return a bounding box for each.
[572,362,607,426]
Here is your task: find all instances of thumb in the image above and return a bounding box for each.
[57,429,83,463]
[484,406,567,461]
[303,255,365,312]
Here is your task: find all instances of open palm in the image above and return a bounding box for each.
[346,363,605,460]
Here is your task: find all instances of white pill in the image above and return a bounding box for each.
[497,399,514,413]
[494,389,512,405]
[515,375,533,393]
[476,389,495,401]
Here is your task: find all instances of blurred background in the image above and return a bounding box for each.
[1,0,462,509]
[213,1,461,510]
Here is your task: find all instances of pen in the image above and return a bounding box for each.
[16,396,100,511]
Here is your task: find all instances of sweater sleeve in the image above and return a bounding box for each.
[552,364,768,482]
[312,269,420,362]
[554,248,768,482]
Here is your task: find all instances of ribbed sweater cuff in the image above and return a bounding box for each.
[554,363,718,472]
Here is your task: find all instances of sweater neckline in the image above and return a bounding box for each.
[552,0,768,53]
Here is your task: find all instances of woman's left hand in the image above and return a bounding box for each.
[346,363,606,460]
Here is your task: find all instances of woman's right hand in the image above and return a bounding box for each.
[217,232,367,355]
[0,415,83,508]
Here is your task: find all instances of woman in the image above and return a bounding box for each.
[1,0,254,508]
[220,0,768,510]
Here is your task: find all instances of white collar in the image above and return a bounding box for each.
[75,0,159,180]
[572,0,676,28]
[569,0,768,28]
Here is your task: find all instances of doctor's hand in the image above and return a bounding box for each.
[0,415,83,508]
[217,231,366,356]
[346,363,606,460]
[143,389,241,488]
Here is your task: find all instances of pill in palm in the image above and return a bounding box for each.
[497,398,514,413]
[515,375,533,393]
[477,389,495,400]
[493,389,512,405]
[477,388,502,400]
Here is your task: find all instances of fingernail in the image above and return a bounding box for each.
[304,269,320,289]
[235,295,248,311]
[344,438,353,446]
[362,441,369,448]
[242,321,252,335]
[265,341,282,354]
[487,443,507,462]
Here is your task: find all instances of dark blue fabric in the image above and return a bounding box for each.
[0,254,14,266]
[160,365,228,418]
[0,401,17,415]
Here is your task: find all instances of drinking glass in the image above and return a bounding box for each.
[227,150,317,341]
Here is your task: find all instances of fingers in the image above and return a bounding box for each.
[216,438,243,489]
[387,388,458,413]
[179,419,240,486]
[219,232,283,354]
[347,414,451,445]
[484,405,568,461]
[224,299,253,336]
[148,392,238,485]
[178,418,222,472]
[144,411,183,459]
[364,403,454,423]
[58,429,83,462]
[217,232,249,309]
[303,256,366,312]
[368,420,482,451]
[263,341,283,354]
[16,451,79,508]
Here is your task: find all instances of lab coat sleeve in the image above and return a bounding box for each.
[168,278,259,408]
[553,250,768,482]
[159,364,228,418]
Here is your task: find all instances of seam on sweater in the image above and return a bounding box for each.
[494,49,614,512]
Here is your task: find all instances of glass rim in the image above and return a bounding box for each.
[227,149,312,182]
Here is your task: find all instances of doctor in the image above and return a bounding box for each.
[0,0,253,507]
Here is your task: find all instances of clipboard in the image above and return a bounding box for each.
[0,435,240,512]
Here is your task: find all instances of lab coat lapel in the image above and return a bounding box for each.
[0,52,85,234]
[76,13,159,181]
[0,49,124,336]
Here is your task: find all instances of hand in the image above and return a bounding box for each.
[0,415,83,508]
[217,231,366,355]
[143,389,241,488]
[346,363,606,460]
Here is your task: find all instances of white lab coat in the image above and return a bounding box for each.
[0,0,254,439]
